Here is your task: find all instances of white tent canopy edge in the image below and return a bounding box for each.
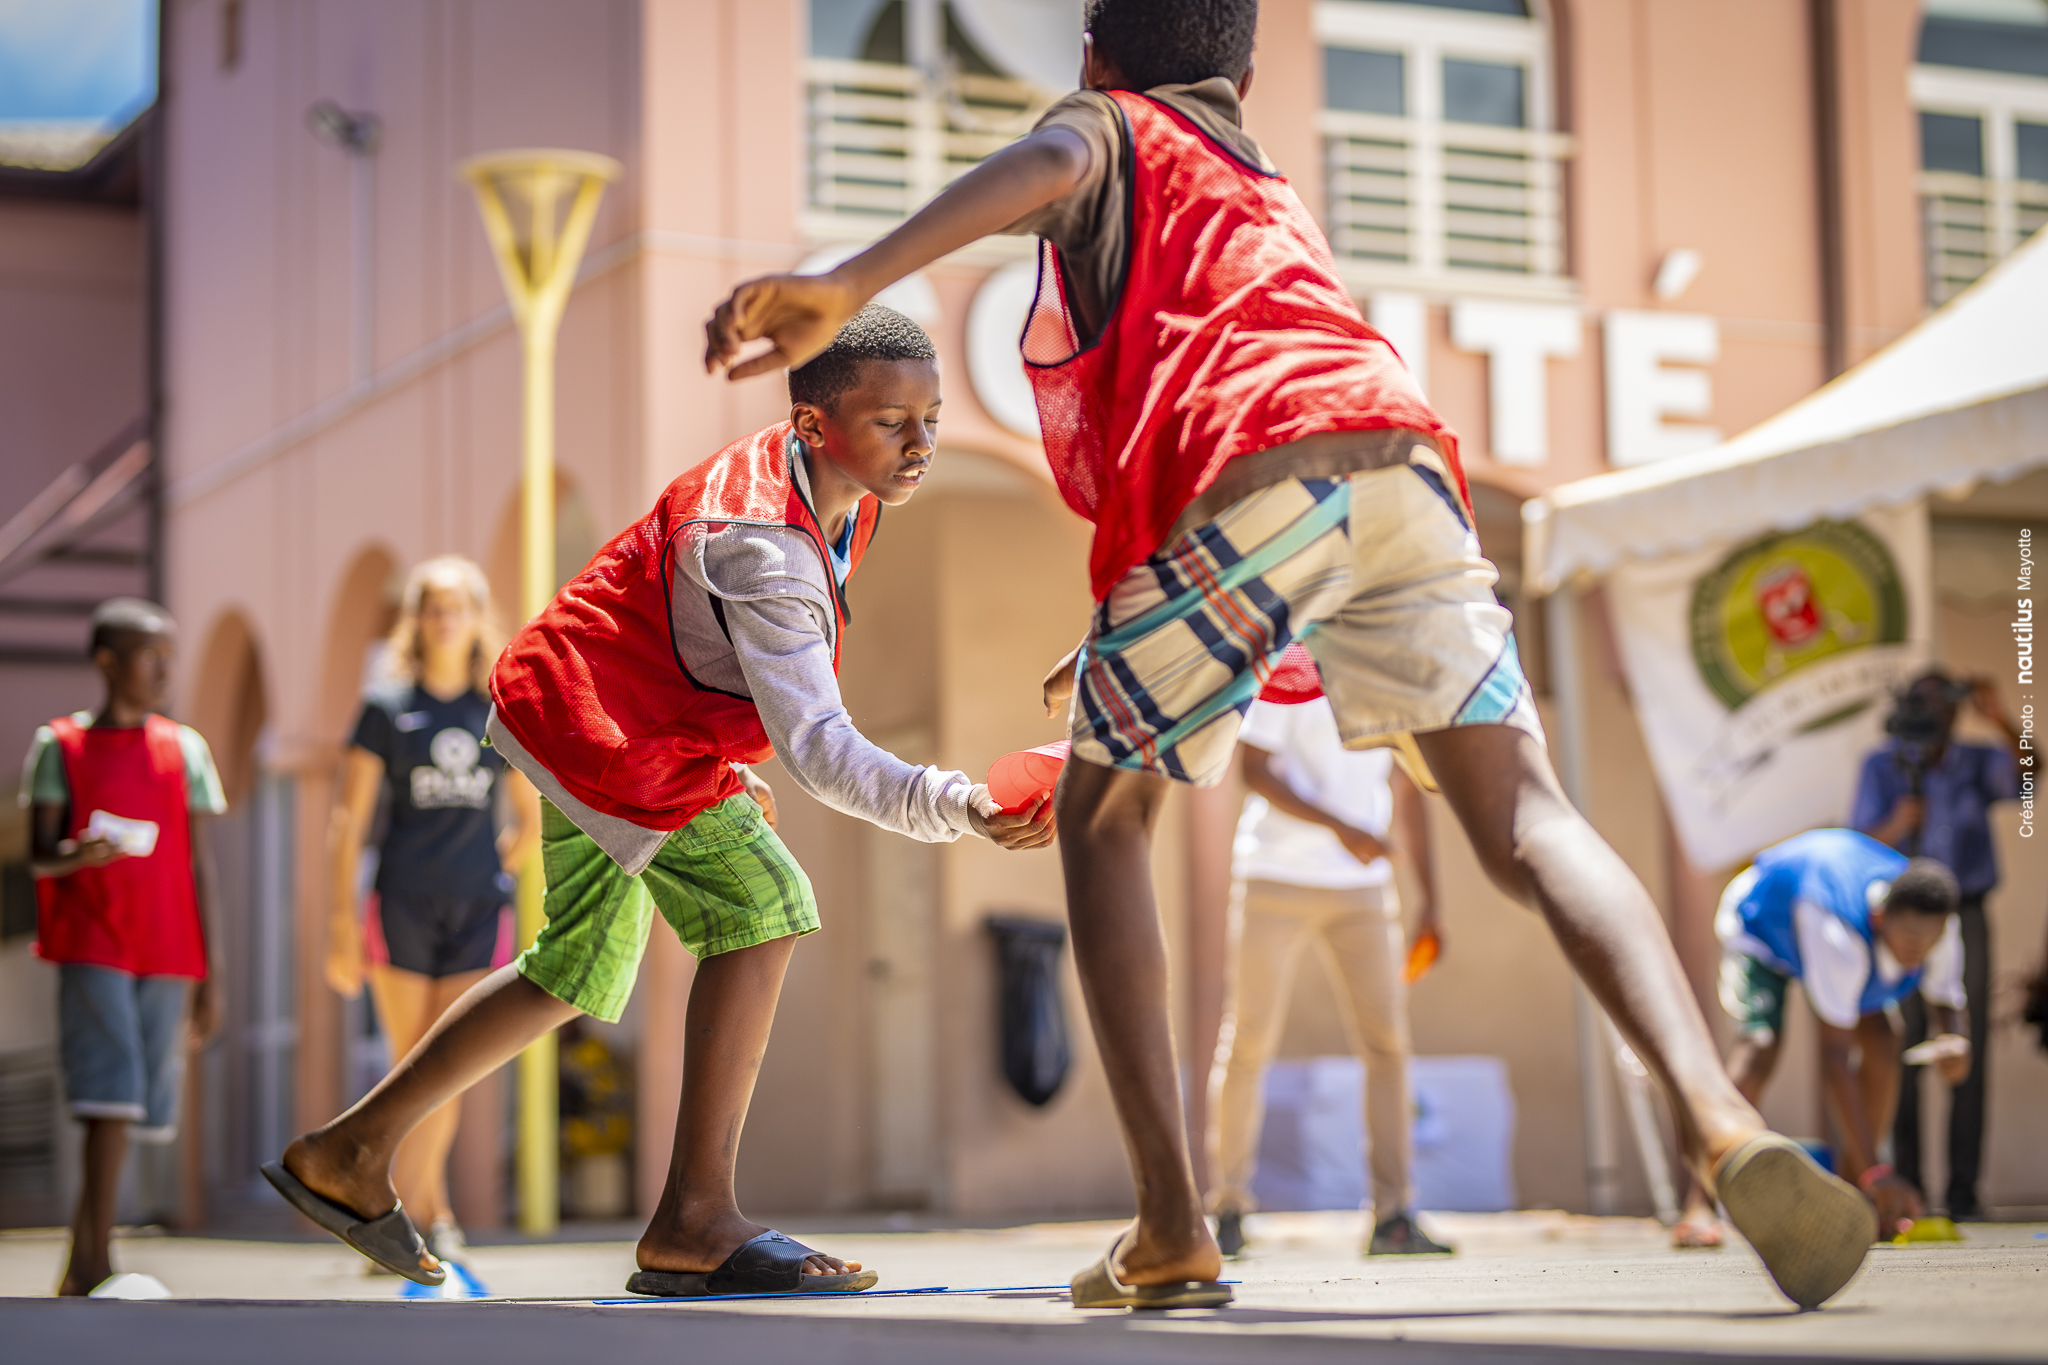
[1525,228,2048,595]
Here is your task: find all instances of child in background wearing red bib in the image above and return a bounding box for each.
[25,598,225,1295]
[706,0,1877,1313]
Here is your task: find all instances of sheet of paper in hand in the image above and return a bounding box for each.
[86,809,161,858]
[1901,1035,1970,1066]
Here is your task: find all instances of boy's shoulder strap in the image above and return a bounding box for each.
[658,422,825,565]
[1111,88,1275,180]
[845,496,882,578]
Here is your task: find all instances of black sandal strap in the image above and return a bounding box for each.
[705,1230,810,1295]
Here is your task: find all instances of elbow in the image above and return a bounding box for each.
[1016,132,1088,199]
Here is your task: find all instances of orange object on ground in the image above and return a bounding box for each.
[987,741,1070,814]
[1404,929,1439,984]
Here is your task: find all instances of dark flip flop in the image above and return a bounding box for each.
[1070,1230,1233,1310]
[260,1160,445,1286]
[624,1230,879,1297]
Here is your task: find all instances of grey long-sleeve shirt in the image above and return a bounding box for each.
[489,477,982,874]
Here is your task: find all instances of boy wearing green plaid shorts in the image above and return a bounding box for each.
[266,307,1052,1296]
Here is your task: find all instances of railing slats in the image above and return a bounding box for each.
[1920,170,2048,305]
[806,59,1579,289]
[806,58,1055,228]
[1323,113,1571,283]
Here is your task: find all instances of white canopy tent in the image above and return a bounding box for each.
[1527,229,2048,596]
[1519,227,2048,1220]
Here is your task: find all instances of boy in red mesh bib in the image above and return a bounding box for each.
[707,0,1873,1312]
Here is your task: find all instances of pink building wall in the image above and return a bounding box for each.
[0,195,147,1066]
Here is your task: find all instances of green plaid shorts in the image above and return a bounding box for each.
[515,796,817,1022]
[1718,951,1792,1043]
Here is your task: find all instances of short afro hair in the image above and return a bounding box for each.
[1883,858,1960,919]
[89,597,175,656]
[1085,0,1258,91]
[787,303,937,410]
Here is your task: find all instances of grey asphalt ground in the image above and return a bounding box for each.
[3,1210,2044,1364]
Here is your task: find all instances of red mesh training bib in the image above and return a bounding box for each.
[491,422,879,831]
[36,714,207,977]
[1022,90,1463,601]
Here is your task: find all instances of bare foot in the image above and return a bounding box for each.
[637,1206,860,1278]
[1670,1217,1724,1249]
[283,1130,399,1220]
[1113,1214,1224,1287]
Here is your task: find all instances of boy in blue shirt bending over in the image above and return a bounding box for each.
[1673,830,1966,1247]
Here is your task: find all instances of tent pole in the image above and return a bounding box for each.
[1545,583,1624,1215]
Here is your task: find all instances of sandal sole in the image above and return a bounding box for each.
[260,1161,445,1287]
[624,1267,879,1297]
[1717,1136,1875,1309]
[1071,1242,1231,1310]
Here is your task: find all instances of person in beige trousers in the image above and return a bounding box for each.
[1206,695,1452,1258]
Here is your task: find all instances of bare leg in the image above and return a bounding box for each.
[57,1117,129,1295]
[369,965,490,1228]
[1676,1035,1781,1236]
[1843,1011,1919,1236]
[1852,1011,1903,1156]
[636,935,855,1277]
[1056,758,1221,1287]
[1415,726,1765,1176]
[283,965,577,1232]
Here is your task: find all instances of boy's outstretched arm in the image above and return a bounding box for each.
[705,127,1091,379]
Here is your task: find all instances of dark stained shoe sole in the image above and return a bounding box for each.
[1716,1134,1875,1310]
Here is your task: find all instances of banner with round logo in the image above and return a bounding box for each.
[1604,502,1930,870]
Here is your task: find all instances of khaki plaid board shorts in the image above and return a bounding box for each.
[515,796,818,1022]
[1069,450,1544,787]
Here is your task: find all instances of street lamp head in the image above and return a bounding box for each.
[306,100,381,154]
[457,149,622,312]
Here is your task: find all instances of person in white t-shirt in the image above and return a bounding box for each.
[1204,696,1452,1259]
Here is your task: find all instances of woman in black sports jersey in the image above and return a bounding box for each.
[324,556,539,1265]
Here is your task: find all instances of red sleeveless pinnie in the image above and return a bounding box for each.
[1022,90,1464,601]
[36,714,207,977]
[491,422,879,831]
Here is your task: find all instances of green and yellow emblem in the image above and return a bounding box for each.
[1689,520,1906,713]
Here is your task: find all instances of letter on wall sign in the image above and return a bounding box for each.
[968,259,1041,439]
[1603,311,1720,468]
[1369,292,1430,397]
[1449,300,1581,467]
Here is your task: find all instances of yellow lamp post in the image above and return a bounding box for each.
[458,147,619,1234]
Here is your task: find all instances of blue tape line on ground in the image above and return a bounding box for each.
[591,1279,1239,1306]
[593,1285,952,1305]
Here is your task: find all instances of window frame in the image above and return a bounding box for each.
[1314,0,1572,299]
[1315,0,1557,136]
[800,0,1056,246]
[1911,62,2048,304]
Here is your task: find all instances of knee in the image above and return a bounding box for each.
[1054,764,1166,840]
[1358,1025,1411,1065]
